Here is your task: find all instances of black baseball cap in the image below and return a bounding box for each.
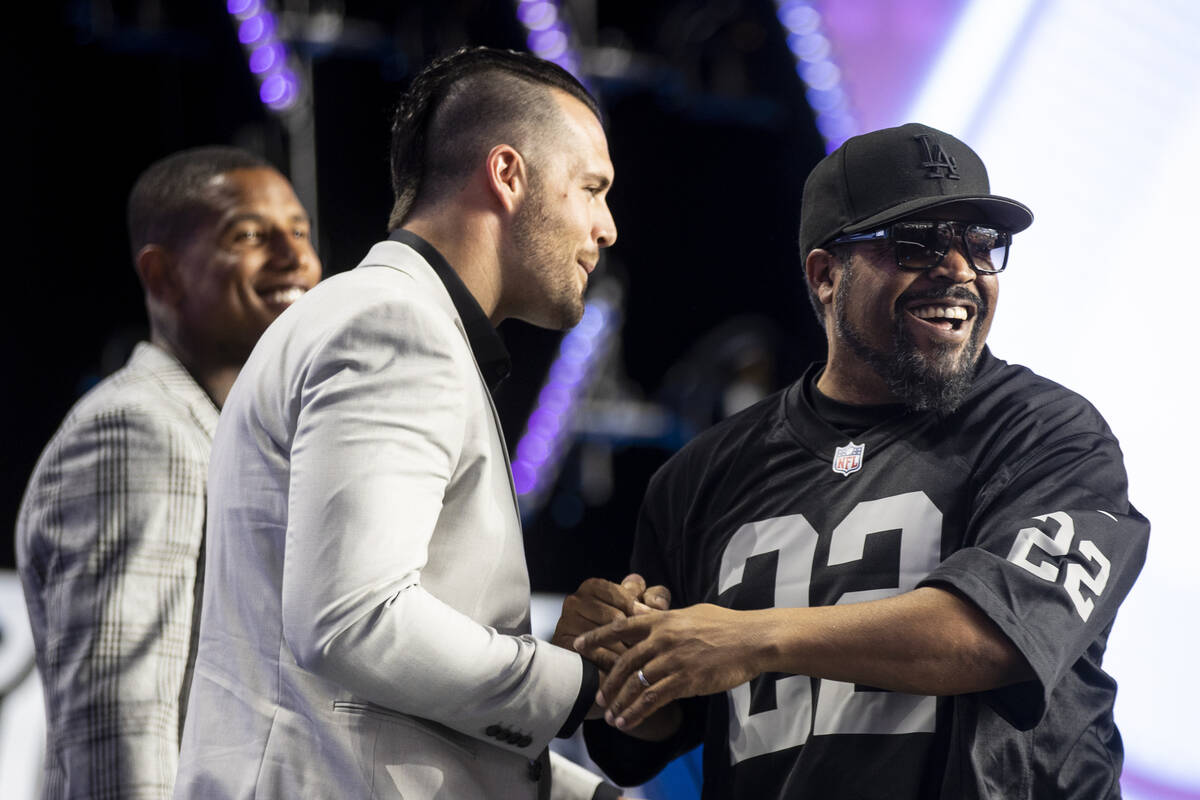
[798,123,1033,258]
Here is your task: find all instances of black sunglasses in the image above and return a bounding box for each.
[827,221,1013,274]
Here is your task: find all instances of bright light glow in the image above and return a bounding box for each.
[902,0,1038,137]
[238,13,273,45]
[248,42,281,74]
[519,1,558,31]
[529,29,568,60]
[512,295,619,508]
[772,0,857,151]
[904,0,1200,796]
[227,1,301,113]
[258,72,289,104]
[227,0,259,17]
[779,3,820,34]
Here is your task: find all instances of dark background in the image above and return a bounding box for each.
[5,0,829,589]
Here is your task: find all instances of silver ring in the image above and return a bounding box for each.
[636,669,651,688]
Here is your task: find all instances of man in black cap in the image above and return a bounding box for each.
[568,123,1148,798]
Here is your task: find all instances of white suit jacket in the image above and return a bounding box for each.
[175,238,596,799]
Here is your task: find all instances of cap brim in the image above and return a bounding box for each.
[842,194,1034,235]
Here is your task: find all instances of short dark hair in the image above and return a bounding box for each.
[388,47,601,231]
[127,146,272,257]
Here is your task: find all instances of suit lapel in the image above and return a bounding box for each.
[355,242,523,521]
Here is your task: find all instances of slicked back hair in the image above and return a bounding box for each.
[388,46,601,231]
[127,146,272,259]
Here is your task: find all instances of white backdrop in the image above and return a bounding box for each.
[907,0,1200,794]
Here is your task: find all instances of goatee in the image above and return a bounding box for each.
[835,274,987,415]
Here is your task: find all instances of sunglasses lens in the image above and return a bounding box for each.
[889,222,1012,273]
[891,222,948,268]
[964,225,1010,273]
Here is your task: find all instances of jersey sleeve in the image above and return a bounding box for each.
[918,424,1149,729]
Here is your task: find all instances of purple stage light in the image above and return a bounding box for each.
[562,336,594,363]
[248,43,282,74]
[778,2,819,34]
[800,60,839,91]
[512,462,536,495]
[518,1,557,30]
[227,0,259,17]
[227,2,302,114]
[517,435,551,465]
[772,0,858,151]
[528,29,568,60]
[806,85,845,112]
[538,383,571,412]
[512,0,584,81]
[238,13,275,45]
[259,73,288,104]
[511,292,619,509]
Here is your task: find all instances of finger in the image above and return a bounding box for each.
[608,657,682,731]
[619,573,647,598]
[596,636,657,708]
[642,584,672,611]
[574,612,654,656]
[601,648,672,726]
[574,577,642,617]
[560,593,631,629]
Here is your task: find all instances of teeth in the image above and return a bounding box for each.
[261,287,305,306]
[911,305,968,321]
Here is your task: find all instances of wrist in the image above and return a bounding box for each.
[751,607,793,674]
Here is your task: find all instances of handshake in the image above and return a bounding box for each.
[550,575,763,741]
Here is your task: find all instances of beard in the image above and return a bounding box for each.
[510,183,586,330]
[833,262,988,415]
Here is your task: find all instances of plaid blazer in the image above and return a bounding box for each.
[16,342,218,800]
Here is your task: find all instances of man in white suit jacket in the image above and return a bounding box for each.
[175,48,635,799]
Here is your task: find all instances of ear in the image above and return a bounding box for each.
[485,144,527,214]
[134,244,185,308]
[805,248,840,310]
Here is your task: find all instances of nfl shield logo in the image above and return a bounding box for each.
[832,442,865,476]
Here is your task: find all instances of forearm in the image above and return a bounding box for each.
[288,583,583,741]
[755,585,1032,695]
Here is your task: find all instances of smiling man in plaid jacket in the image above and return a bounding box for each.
[15,146,321,799]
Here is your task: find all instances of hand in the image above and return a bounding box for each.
[574,603,766,731]
[552,574,672,723]
[551,574,671,664]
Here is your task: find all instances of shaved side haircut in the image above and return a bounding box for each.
[127,146,271,258]
[388,47,601,230]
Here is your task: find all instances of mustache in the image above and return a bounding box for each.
[897,285,989,319]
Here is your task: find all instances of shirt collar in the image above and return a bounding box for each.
[388,229,512,391]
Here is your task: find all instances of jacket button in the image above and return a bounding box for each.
[518,735,533,748]
[486,725,501,737]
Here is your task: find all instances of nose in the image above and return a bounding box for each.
[595,203,617,249]
[267,228,308,272]
[929,243,975,283]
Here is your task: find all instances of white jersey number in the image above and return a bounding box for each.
[1006,511,1111,621]
[717,492,942,764]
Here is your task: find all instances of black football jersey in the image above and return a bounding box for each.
[585,349,1148,799]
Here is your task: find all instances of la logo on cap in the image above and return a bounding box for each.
[915,133,960,180]
[832,442,865,476]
